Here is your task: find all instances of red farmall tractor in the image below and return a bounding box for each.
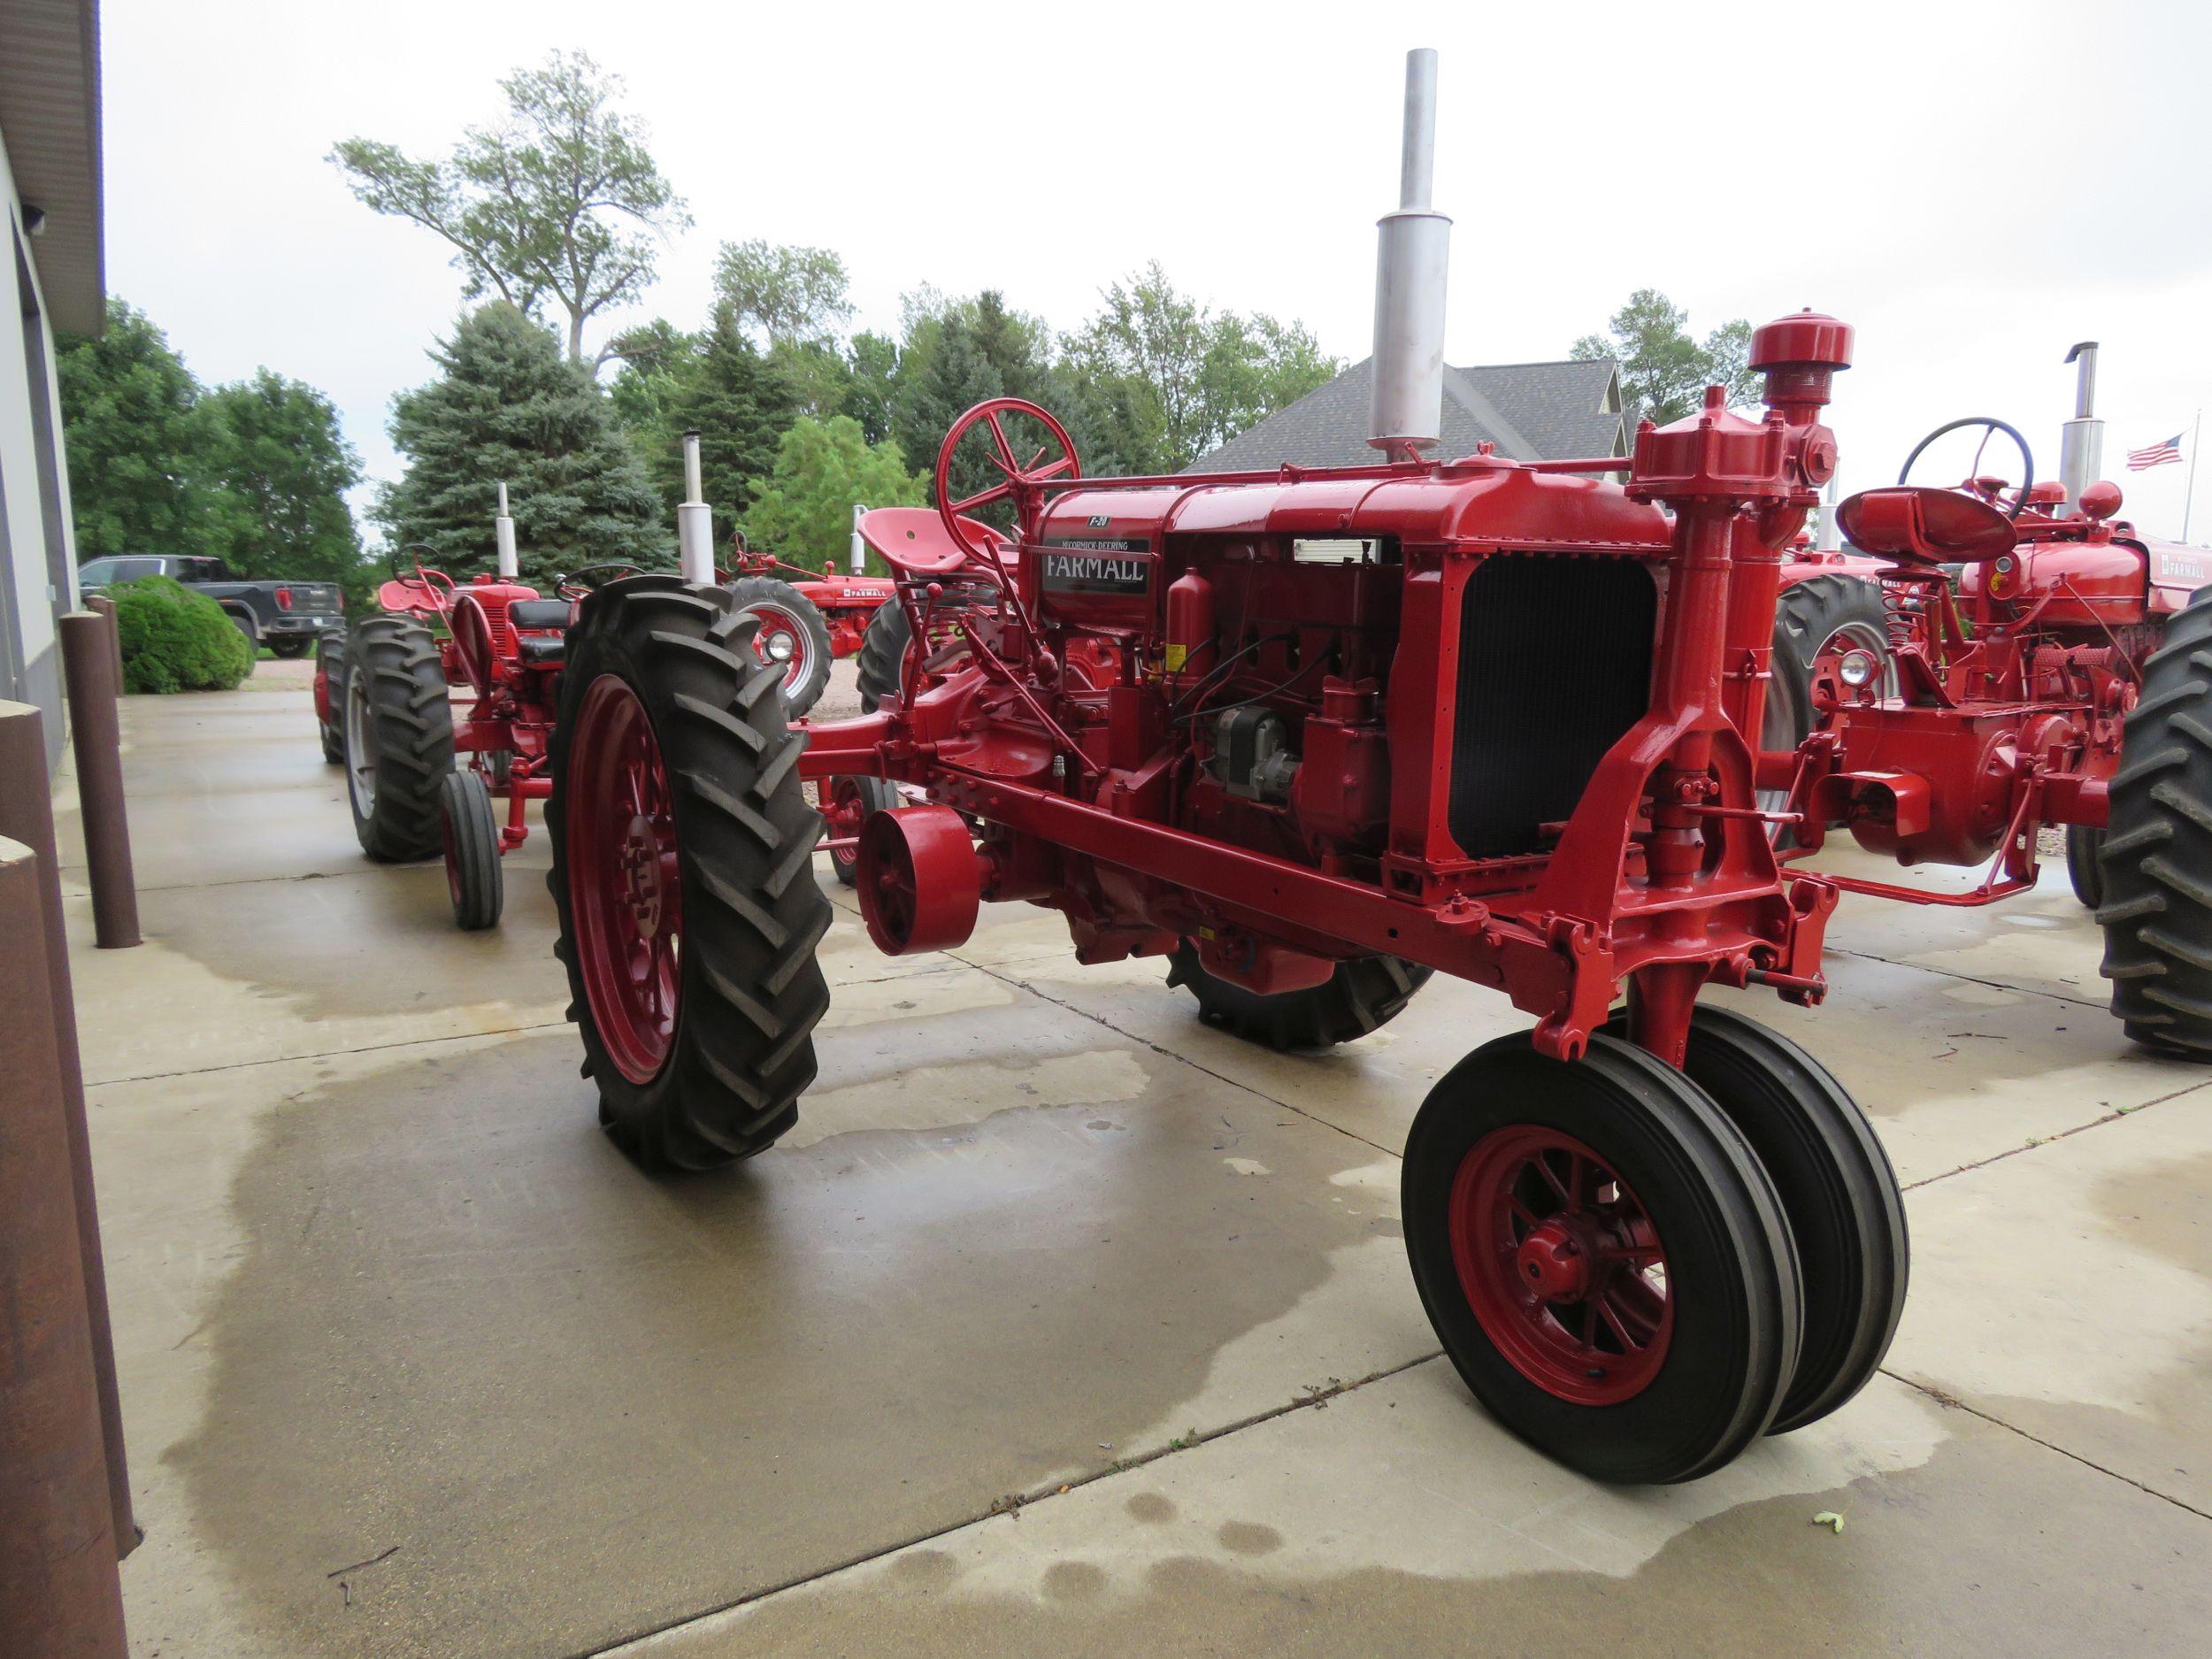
[334,556,605,929]
[534,47,1912,1489]
[1765,345,2212,1056]
[320,484,880,927]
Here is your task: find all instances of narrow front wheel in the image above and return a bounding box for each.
[440,768,503,930]
[1403,1032,1802,1484]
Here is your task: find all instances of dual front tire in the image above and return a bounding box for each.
[1403,1009,1905,1483]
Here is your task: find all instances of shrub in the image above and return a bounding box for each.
[108,574,255,693]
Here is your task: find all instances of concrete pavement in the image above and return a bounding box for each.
[55,659,2212,1656]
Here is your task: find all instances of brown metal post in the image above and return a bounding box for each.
[0,837,131,1657]
[83,590,125,687]
[58,612,139,949]
[0,702,135,1556]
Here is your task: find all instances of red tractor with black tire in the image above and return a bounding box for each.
[542,53,1917,1486]
[544,307,1913,1485]
[326,538,862,926]
[1763,373,2212,1056]
[338,562,610,929]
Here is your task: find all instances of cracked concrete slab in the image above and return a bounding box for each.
[619,1366,2210,1659]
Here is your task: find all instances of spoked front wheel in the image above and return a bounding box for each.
[826,773,896,887]
[1403,1032,1801,1484]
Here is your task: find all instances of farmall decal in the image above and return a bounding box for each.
[2154,548,2212,588]
[1041,537,1152,595]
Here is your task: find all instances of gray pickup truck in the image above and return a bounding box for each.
[76,553,345,657]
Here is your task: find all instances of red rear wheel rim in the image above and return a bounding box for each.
[566,675,683,1085]
[1448,1125,1671,1405]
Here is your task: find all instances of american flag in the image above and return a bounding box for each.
[2129,433,2185,470]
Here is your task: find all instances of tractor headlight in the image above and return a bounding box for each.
[1838,649,1878,688]
[765,633,795,663]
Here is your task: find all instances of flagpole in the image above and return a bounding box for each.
[2187,408,2204,543]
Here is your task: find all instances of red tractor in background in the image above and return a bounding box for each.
[331,557,618,929]
[316,510,890,927]
[1763,347,2212,1056]
[536,50,1923,1488]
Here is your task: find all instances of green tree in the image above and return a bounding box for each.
[605,318,701,434]
[331,51,688,363]
[743,416,927,573]
[55,299,214,560]
[714,240,853,348]
[841,330,901,445]
[198,370,365,590]
[376,303,670,587]
[649,307,803,535]
[1066,264,1340,472]
[1571,289,1755,426]
[710,240,855,419]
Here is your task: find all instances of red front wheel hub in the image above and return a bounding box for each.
[1448,1125,1671,1405]
[565,675,683,1086]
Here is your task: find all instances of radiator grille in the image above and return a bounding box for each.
[1448,556,1656,859]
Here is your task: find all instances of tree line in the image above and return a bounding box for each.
[57,302,365,592]
[54,49,1756,597]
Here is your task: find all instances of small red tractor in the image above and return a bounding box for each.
[318,509,879,927]
[1764,345,2212,1056]
[532,47,1918,1489]
[331,557,603,929]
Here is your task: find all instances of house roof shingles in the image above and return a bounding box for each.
[1187,356,1624,473]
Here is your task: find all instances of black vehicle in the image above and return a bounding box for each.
[77,553,344,657]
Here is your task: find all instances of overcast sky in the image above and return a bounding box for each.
[103,0,2212,542]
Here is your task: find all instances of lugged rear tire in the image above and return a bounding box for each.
[548,577,833,1171]
[344,615,453,861]
[1166,942,1431,1050]
[1402,1032,1802,1484]
[2098,587,2212,1056]
[1763,573,1891,829]
[853,582,997,711]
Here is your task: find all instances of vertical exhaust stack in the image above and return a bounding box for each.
[678,430,715,586]
[2061,342,2103,514]
[494,481,518,580]
[850,501,869,576]
[1368,48,1451,457]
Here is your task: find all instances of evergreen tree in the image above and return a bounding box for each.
[649,307,802,539]
[56,300,216,560]
[376,303,670,588]
[199,370,365,589]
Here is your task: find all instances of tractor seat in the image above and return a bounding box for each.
[1837,486,2016,565]
[516,635,566,665]
[506,597,572,631]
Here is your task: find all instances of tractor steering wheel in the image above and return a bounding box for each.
[935,397,1081,564]
[556,563,645,602]
[1898,418,2037,521]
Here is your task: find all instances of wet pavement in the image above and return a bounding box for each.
[56,659,2212,1656]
